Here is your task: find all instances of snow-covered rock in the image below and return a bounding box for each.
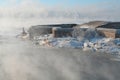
[32,34,120,56]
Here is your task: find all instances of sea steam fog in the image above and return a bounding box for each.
[0,0,120,80]
[0,28,120,80]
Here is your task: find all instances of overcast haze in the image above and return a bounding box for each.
[0,1,120,80]
[0,0,120,30]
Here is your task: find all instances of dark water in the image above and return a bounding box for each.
[0,34,120,80]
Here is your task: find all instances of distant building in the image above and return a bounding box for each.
[28,24,77,39]
[97,22,120,38]
[28,21,120,39]
[77,21,120,38]
[97,29,120,38]
[52,27,73,38]
[76,21,108,29]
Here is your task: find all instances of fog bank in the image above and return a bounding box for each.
[0,0,120,31]
[0,36,120,80]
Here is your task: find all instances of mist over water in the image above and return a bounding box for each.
[0,0,120,79]
[0,28,120,80]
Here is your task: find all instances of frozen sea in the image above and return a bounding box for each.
[0,30,120,80]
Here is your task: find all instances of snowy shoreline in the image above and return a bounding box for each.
[31,34,120,56]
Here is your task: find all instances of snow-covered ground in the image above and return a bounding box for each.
[32,34,120,56]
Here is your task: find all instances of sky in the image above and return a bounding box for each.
[0,0,120,30]
[0,0,118,6]
[0,0,102,6]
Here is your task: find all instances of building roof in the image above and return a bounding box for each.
[76,21,108,28]
[97,22,120,29]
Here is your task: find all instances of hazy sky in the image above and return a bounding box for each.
[0,0,120,29]
[0,0,119,6]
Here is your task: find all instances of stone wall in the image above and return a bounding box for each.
[52,28,73,38]
[28,24,77,39]
[97,28,120,38]
[100,30,116,38]
[28,26,52,39]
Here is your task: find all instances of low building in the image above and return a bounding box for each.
[28,21,120,39]
[97,22,120,38]
[52,27,74,38]
[76,21,108,29]
[28,24,77,39]
[97,28,120,38]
